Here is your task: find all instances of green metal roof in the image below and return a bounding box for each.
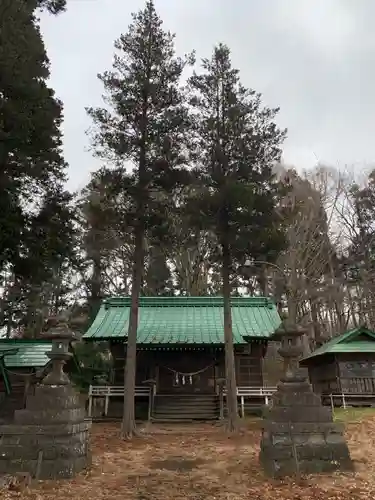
[83,296,281,343]
[301,326,375,364]
[0,340,52,368]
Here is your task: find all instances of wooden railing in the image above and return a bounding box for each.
[87,384,277,420]
[88,385,153,418]
[326,392,375,409]
[222,386,277,418]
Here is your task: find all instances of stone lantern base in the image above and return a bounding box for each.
[259,379,353,477]
[0,384,91,479]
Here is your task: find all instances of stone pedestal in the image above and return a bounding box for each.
[259,321,353,478]
[0,321,92,479]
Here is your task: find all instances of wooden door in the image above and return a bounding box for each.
[235,355,262,387]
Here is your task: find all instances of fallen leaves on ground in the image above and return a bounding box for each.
[2,416,375,500]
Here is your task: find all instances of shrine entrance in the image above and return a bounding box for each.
[156,351,218,394]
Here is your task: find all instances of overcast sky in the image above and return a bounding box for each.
[40,0,375,191]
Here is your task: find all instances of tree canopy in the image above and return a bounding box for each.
[0,0,72,334]
[3,0,375,439]
[87,0,193,438]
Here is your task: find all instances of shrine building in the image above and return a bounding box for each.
[83,296,282,421]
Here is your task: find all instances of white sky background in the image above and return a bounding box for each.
[39,0,375,192]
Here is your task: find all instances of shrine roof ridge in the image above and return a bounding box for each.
[103,296,275,308]
[300,325,375,364]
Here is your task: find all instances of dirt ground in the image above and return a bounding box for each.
[3,412,375,500]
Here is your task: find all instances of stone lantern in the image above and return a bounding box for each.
[275,320,307,384]
[42,322,75,386]
[259,319,353,477]
[0,319,91,479]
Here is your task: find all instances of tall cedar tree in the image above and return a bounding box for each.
[12,188,78,337]
[0,0,66,271]
[80,167,136,321]
[188,45,287,432]
[80,169,122,323]
[87,0,192,438]
[144,245,174,296]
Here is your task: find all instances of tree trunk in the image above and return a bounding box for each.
[258,265,269,296]
[121,222,144,439]
[221,240,238,432]
[88,252,102,325]
[310,299,322,346]
[121,83,147,438]
[346,286,358,327]
[328,257,345,332]
[24,287,43,338]
[287,255,299,324]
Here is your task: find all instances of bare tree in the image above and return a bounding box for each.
[271,166,343,348]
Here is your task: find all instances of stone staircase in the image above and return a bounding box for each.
[152,394,220,422]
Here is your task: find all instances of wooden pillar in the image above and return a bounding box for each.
[219,385,224,420]
[240,396,245,418]
[155,365,159,394]
[88,385,93,417]
[104,393,109,416]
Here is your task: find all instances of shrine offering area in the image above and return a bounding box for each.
[2,412,375,500]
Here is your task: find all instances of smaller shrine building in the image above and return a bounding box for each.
[301,325,375,406]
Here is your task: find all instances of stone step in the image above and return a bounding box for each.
[154,401,219,408]
[152,394,219,421]
[152,416,218,422]
[155,394,218,398]
[153,409,218,417]
[155,397,218,403]
[155,396,219,404]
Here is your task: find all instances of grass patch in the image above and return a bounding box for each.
[333,406,375,422]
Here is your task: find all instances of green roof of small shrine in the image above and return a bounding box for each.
[0,340,52,368]
[83,296,282,344]
[301,326,375,364]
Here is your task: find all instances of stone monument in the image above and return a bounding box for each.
[259,320,353,477]
[0,321,91,479]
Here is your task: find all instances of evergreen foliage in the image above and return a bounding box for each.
[87,0,193,437]
[186,44,287,430]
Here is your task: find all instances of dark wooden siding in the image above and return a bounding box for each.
[109,343,156,385]
[109,341,265,393]
[306,355,339,394]
[235,343,264,387]
[337,353,375,394]
[307,352,375,396]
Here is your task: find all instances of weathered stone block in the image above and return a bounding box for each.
[272,389,321,408]
[0,354,91,480]
[271,434,292,446]
[306,433,325,445]
[26,393,81,411]
[260,322,353,477]
[0,420,90,440]
[259,379,353,477]
[296,444,332,460]
[0,455,91,479]
[14,407,86,425]
[261,444,293,460]
[326,432,347,445]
